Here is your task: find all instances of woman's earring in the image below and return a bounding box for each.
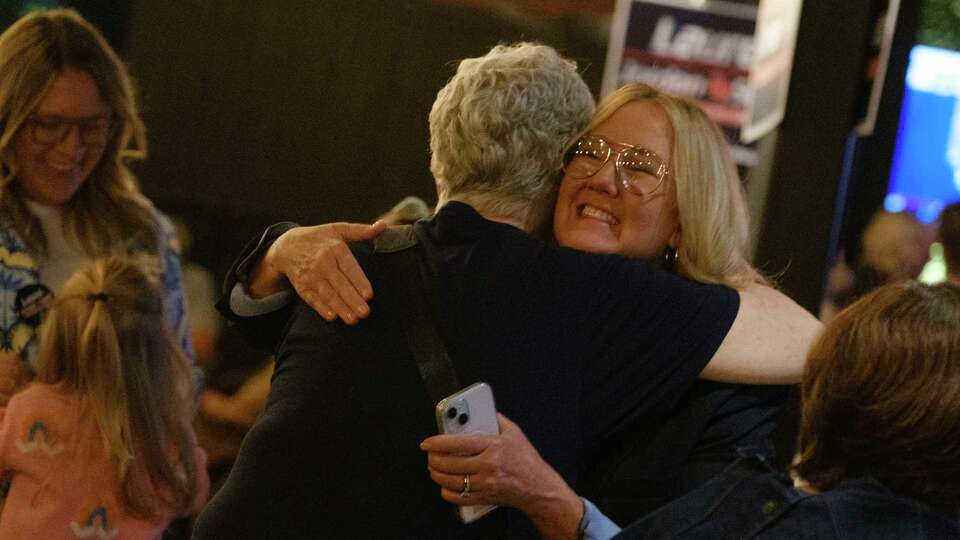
[663,246,678,271]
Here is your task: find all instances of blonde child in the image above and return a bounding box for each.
[0,256,208,538]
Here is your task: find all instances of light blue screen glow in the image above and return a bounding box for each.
[887,45,960,223]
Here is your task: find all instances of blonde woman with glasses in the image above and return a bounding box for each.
[420,83,789,533]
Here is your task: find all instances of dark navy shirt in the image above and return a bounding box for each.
[196,202,739,539]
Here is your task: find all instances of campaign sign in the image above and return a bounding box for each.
[603,0,760,164]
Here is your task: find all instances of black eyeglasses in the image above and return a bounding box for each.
[24,114,113,147]
[563,134,670,197]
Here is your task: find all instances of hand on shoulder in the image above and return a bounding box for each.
[247,221,386,324]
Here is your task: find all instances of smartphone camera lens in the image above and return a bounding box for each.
[446,407,458,419]
[458,413,469,425]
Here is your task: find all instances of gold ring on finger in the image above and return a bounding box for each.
[460,474,471,498]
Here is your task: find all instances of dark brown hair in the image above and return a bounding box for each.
[793,282,960,511]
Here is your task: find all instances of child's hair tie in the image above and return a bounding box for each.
[87,292,109,303]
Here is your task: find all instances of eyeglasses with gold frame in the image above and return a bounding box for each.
[563,134,670,197]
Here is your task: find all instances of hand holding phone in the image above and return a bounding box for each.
[435,382,499,523]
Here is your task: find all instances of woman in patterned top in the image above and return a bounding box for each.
[0,8,192,402]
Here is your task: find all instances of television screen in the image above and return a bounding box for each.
[886,44,960,223]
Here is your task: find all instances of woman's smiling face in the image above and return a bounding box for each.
[553,100,681,261]
[13,66,111,207]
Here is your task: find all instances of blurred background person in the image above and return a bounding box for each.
[0,257,208,538]
[423,281,960,539]
[939,201,960,284]
[821,209,931,320]
[172,217,220,366]
[377,195,431,225]
[0,8,193,402]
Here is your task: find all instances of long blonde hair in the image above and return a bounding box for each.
[37,256,197,517]
[0,8,159,256]
[576,83,762,288]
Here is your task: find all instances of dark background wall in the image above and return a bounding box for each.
[1,0,132,51]
[752,0,882,311]
[122,1,609,277]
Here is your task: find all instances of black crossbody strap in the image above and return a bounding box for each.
[375,226,460,403]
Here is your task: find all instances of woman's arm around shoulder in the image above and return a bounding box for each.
[242,221,386,323]
[701,282,822,384]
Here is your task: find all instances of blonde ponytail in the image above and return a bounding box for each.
[38,256,197,518]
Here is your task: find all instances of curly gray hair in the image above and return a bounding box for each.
[430,43,595,229]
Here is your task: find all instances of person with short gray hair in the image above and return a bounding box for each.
[430,43,594,232]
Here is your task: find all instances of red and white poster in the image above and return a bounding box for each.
[603,0,801,165]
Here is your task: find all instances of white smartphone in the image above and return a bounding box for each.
[435,382,500,524]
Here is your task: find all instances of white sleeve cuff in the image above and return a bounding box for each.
[229,282,293,317]
[580,497,621,540]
